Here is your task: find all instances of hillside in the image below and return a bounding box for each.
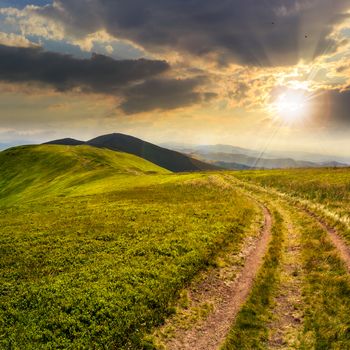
[0,144,169,204]
[0,149,257,349]
[45,133,218,172]
[1,147,350,348]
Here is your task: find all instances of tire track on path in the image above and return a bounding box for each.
[164,202,272,350]
[232,177,350,274]
[304,208,350,273]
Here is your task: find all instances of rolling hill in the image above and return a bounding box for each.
[0,144,256,349]
[0,144,169,204]
[1,143,350,349]
[44,133,218,172]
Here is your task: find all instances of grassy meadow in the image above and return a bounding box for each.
[233,168,350,246]
[233,168,350,222]
[1,145,350,349]
[0,145,257,349]
[221,179,350,350]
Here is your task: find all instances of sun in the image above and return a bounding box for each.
[272,90,310,122]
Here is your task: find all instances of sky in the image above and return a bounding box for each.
[0,0,350,156]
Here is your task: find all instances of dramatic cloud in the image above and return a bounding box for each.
[31,0,350,66]
[268,85,350,129]
[0,1,349,154]
[0,32,38,47]
[317,88,350,128]
[0,44,215,113]
[120,77,217,114]
[0,44,169,93]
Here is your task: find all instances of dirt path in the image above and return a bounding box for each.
[162,204,272,350]
[268,212,303,349]
[304,209,350,273]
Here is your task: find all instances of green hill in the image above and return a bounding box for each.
[0,146,257,349]
[1,145,350,349]
[0,144,169,204]
[45,133,219,172]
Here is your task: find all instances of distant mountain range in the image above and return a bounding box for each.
[45,133,218,173]
[3,135,343,171]
[162,144,349,170]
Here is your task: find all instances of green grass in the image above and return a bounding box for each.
[225,174,350,349]
[221,208,285,350]
[296,211,350,349]
[0,145,170,206]
[0,146,256,349]
[233,168,350,243]
[233,168,350,219]
[2,146,350,349]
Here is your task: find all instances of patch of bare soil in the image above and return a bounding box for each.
[158,204,272,350]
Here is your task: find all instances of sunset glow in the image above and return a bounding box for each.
[0,0,349,157]
[273,90,310,122]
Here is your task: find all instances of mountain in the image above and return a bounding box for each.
[45,133,218,172]
[320,161,349,167]
[168,143,350,164]
[45,138,85,146]
[214,161,253,170]
[0,144,169,204]
[42,137,349,171]
[193,144,261,157]
[264,150,350,164]
[191,152,319,169]
[164,143,349,169]
[162,143,263,158]
[194,152,348,169]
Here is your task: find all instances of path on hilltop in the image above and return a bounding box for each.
[163,203,272,350]
[153,176,350,350]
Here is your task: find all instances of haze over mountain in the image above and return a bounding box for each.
[45,133,218,173]
[163,144,350,170]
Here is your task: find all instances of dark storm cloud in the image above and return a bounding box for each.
[0,44,214,113]
[120,77,217,114]
[0,44,169,93]
[318,88,350,128]
[271,86,350,129]
[35,0,350,66]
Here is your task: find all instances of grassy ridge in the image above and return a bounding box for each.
[0,145,169,205]
[221,209,284,350]
[3,146,350,348]
[0,146,256,349]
